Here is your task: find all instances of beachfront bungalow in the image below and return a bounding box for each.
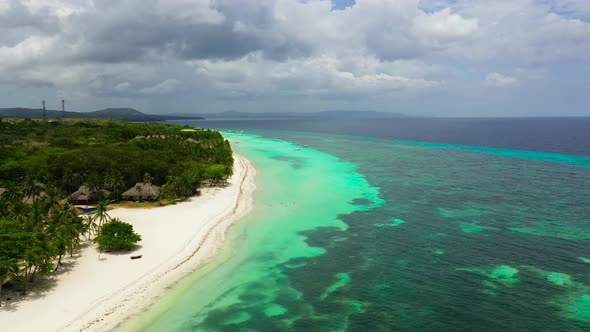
[121,183,160,201]
[70,185,110,203]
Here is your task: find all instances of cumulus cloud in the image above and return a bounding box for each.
[442,0,590,65]
[0,0,588,115]
[484,72,517,87]
[0,1,467,96]
[190,53,440,98]
[0,0,481,65]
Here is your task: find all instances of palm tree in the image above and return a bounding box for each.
[84,172,101,195]
[90,200,111,237]
[21,176,43,203]
[51,203,85,270]
[64,205,85,257]
[42,182,61,214]
[61,168,77,193]
[104,169,125,201]
[143,172,153,185]
[85,215,97,240]
[1,182,23,204]
[50,222,68,270]
[8,200,29,218]
[23,231,53,283]
[0,253,20,307]
[27,201,46,231]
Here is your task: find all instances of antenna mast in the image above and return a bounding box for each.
[42,100,46,123]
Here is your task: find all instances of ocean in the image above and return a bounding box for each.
[120,117,590,331]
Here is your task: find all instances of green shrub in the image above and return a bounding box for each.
[95,219,141,251]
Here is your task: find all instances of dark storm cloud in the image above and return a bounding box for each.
[0,0,60,46]
[63,0,312,64]
[170,25,266,61]
[0,77,54,88]
[73,21,269,64]
[1,0,589,117]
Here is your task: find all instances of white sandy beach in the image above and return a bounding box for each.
[0,154,256,332]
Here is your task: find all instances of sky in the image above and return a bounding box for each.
[0,0,589,117]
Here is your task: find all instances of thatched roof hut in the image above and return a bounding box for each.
[70,185,110,202]
[70,185,92,202]
[23,192,47,204]
[121,183,160,200]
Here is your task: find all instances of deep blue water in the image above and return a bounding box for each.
[170,117,590,156]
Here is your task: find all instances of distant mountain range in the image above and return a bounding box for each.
[184,110,411,119]
[0,107,411,121]
[0,107,203,121]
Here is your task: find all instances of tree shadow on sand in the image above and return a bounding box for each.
[98,244,143,261]
[0,243,89,312]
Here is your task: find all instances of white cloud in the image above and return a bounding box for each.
[189,53,440,98]
[140,78,181,95]
[413,8,478,45]
[484,72,517,87]
[114,82,130,92]
[445,0,590,65]
[155,0,224,22]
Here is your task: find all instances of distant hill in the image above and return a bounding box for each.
[311,110,410,119]
[0,107,203,121]
[190,110,410,119]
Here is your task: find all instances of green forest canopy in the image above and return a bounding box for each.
[0,119,234,304]
[0,119,234,200]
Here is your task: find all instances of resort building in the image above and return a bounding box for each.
[121,183,160,201]
[70,185,110,203]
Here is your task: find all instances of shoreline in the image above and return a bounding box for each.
[0,153,256,332]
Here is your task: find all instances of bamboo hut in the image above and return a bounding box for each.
[70,185,110,203]
[121,183,160,201]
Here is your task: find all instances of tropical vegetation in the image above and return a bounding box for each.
[94,219,141,252]
[0,189,85,306]
[0,119,233,201]
[0,119,234,306]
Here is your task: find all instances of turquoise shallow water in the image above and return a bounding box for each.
[122,130,590,331]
